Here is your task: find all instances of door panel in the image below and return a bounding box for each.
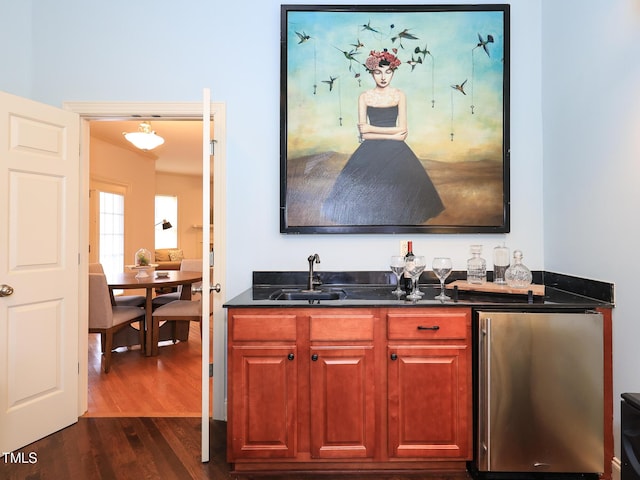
[309,346,375,459]
[229,346,297,459]
[388,346,469,459]
[0,90,79,453]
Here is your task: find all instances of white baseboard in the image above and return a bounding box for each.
[612,456,621,480]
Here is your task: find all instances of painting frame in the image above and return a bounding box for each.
[280,4,510,234]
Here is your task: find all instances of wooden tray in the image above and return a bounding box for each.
[447,280,545,296]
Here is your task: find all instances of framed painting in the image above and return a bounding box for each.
[280,4,510,234]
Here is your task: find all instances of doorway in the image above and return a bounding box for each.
[88,120,204,417]
[64,101,227,424]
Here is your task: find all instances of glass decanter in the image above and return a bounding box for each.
[467,245,486,284]
[504,250,532,288]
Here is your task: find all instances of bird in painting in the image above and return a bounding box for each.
[322,76,338,92]
[476,33,494,57]
[334,47,360,71]
[406,56,423,71]
[295,31,311,44]
[361,20,380,34]
[391,28,419,48]
[451,79,467,95]
[415,44,432,60]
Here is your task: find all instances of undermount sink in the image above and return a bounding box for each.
[268,288,347,301]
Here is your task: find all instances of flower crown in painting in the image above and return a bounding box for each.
[364,48,401,72]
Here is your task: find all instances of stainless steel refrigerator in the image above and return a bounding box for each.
[476,311,604,474]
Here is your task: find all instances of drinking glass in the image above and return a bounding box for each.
[432,257,453,301]
[405,256,426,301]
[390,256,406,296]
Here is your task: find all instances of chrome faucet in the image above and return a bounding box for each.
[306,254,321,291]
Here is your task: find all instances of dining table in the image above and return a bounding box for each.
[106,269,203,356]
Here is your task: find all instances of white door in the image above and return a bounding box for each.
[201,90,212,462]
[201,89,227,462]
[0,91,80,452]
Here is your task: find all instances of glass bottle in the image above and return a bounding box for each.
[493,244,510,285]
[467,245,486,284]
[505,250,532,288]
[403,241,415,292]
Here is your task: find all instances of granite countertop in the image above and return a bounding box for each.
[223,271,614,309]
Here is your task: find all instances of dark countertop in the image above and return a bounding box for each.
[223,271,614,309]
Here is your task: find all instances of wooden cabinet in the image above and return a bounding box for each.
[227,312,298,460]
[227,306,472,473]
[387,309,472,459]
[309,312,376,459]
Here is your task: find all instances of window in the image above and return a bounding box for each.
[99,191,125,278]
[155,195,178,249]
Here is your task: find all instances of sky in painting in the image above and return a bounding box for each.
[285,8,506,163]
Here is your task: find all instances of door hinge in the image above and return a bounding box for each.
[209,363,214,378]
[209,140,217,156]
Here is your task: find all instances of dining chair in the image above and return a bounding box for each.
[152,258,202,308]
[150,270,210,355]
[89,263,146,307]
[88,272,145,373]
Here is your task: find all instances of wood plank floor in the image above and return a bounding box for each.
[86,322,208,417]
[2,418,471,480]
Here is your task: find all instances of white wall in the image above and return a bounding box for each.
[542,0,640,459]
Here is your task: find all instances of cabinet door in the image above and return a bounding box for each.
[309,346,376,459]
[229,346,297,459]
[388,345,470,459]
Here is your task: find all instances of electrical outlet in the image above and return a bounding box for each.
[400,240,408,256]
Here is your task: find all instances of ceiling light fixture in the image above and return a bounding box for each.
[123,121,165,150]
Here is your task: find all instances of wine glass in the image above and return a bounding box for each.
[390,256,406,296]
[432,257,453,301]
[405,256,426,301]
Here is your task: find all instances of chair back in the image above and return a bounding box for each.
[179,259,202,294]
[89,273,114,329]
[89,263,105,274]
[180,259,202,272]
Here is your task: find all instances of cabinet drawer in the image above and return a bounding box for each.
[310,313,374,341]
[230,313,297,341]
[387,311,469,341]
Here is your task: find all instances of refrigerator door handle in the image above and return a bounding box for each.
[478,316,490,471]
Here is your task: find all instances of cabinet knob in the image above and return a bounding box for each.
[311,354,318,361]
[390,353,398,361]
[288,353,295,361]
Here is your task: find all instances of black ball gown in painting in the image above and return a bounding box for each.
[322,105,444,225]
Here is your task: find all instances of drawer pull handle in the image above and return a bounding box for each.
[417,325,440,331]
[288,353,295,361]
[390,353,398,361]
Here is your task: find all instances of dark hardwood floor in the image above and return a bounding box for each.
[2,418,471,480]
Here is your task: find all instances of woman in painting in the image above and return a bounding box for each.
[322,48,444,225]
